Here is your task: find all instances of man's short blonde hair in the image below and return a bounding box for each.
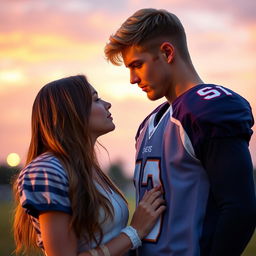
[105,8,189,65]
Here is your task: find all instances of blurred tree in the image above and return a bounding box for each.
[107,161,132,191]
[0,164,20,185]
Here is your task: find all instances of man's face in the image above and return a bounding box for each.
[122,45,172,101]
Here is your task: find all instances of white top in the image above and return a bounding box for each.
[18,153,129,253]
[78,183,129,252]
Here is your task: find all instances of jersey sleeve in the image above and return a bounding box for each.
[173,84,254,159]
[18,156,72,218]
[200,137,256,255]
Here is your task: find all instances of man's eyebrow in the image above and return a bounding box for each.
[126,59,140,68]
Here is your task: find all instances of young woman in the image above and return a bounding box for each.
[13,75,166,256]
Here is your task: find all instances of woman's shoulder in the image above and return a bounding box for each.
[18,152,71,217]
[19,152,68,184]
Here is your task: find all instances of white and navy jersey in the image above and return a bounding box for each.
[18,152,129,253]
[134,84,255,255]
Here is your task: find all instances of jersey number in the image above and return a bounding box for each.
[135,159,163,242]
[197,85,232,100]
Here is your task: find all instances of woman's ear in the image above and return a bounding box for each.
[160,42,174,63]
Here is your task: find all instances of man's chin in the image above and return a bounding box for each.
[147,93,162,101]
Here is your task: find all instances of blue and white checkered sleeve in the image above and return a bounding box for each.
[18,156,72,218]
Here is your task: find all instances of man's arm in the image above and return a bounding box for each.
[201,136,256,256]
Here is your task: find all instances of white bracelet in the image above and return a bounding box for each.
[121,226,142,249]
[100,245,110,256]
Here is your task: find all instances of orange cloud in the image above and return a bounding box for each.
[0,32,104,62]
[0,0,255,171]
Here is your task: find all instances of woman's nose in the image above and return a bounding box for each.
[105,101,111,109]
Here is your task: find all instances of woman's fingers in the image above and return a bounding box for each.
[130,185,166,239]
[139,187,165,213]
[141,186,160,199]
[155,204,166,215]
[131,195,166,238]
[151,197,165,210]
[141,186,164,204]
[142,191,161,204]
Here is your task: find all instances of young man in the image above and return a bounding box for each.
[105,8,256,256]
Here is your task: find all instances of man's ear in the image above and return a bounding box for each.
[160,42,174,63]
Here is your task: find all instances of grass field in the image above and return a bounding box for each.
[1,199,256,255]
[0,202,15,256]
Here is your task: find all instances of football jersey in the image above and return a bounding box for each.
[134,84,254,255]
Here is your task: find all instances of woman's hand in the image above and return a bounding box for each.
[130,186,166,239]
[39,187,166,256]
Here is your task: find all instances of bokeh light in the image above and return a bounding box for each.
[6,153,21,167]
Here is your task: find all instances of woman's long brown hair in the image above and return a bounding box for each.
[13,75,126,255]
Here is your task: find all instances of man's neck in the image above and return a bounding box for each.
[166,62,203,103]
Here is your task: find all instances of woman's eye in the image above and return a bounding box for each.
[96,97,101,102]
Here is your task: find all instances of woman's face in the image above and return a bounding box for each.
[88,86,115,141]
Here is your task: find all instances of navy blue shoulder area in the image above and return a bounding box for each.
[18,153,71,218]
[135,101,169,141]
[172,84,254,145]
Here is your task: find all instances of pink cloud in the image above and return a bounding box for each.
[143,0,256,24]
[0,1,124,42]
[0,0,255,171]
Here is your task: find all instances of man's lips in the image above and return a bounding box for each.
[140,85,148,92]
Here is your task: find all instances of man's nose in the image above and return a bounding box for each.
[130,71,140,84]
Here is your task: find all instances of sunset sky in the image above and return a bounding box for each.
[0,0,255,176]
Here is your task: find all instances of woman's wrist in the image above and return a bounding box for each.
[121,226,142,250]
